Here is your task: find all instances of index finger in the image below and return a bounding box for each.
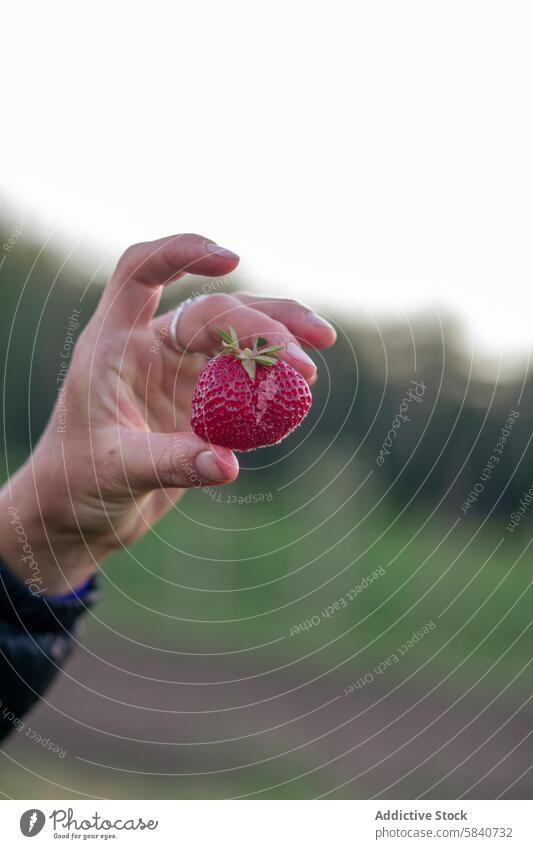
[97,233,240,330]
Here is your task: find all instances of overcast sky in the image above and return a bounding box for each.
[2,1,532,363]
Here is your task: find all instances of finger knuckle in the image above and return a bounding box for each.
[119,242,145,265]
[115,242,148,281]
[270,318,293,338]
[203,292,239,317]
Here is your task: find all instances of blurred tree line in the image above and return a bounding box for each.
[1,218,532,519]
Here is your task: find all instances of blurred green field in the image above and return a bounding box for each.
[100,462,532,687]
[3,443,533,799]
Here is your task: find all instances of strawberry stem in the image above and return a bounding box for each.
[216,325,286,380]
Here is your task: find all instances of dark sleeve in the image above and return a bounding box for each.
[0,561,99,742]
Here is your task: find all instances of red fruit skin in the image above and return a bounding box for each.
[190,356,312,451]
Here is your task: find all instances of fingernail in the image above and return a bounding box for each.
[195,450,228,481]
[286,341,316,369]
[307,312,335,332]
[206,242,240,260]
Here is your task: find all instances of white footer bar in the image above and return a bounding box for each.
[1,799,530,847]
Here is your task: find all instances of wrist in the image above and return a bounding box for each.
[0,452,99,596]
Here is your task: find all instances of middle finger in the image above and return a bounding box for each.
[157,293,318,379]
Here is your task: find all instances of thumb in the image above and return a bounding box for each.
[120,431,239,492]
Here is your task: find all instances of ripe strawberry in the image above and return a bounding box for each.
[190,327,312,451]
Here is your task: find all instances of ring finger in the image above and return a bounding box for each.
[153,293,318,379]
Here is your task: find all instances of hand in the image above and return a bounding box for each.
[0,234,336,595]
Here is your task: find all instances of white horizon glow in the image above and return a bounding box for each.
[2,1,532,364]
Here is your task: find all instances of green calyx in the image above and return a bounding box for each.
[216,325,285,381]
